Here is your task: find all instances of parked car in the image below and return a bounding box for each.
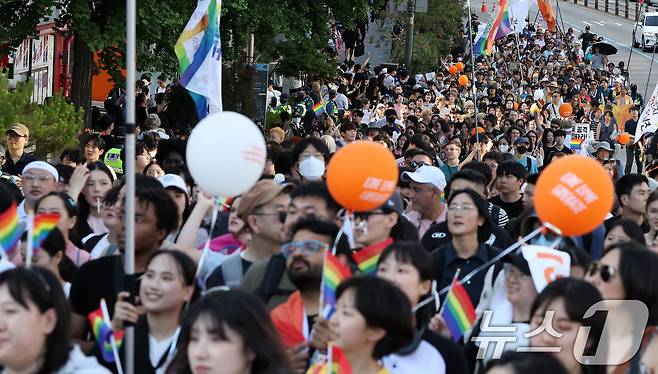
[633,12,658,51]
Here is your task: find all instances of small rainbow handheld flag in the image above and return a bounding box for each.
[88,301,124,363]
[308,344,352,374]
[32,213,60,255]
[441,275,477,342]
[322,251,352,318]
[0,202,21,259]
[351,238,392,275]
[312,101,325,116]
[570,137,585,150]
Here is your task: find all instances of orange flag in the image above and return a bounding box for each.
[612,103,634,133]
[537,0,557,32]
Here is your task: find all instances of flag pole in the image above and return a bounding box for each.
[195,201,220,287]
[25,212,34,268]
[645,34,658,101]
[437,269,461,316]
[124,0,136,371]
[100,299,125,374]
[467,0,480,149]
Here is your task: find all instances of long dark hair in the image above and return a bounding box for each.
[40,227,77,282]
[143,250,199,307]
[166,290,292,374]
[70,161,115,246]
[0,268,71,373]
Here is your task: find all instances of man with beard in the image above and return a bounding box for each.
[269,219,341,372]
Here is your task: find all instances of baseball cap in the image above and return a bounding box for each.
[401,165,447,191]
[237,180,293,220]
[6,123,29,137]
[23,161,58,181]
[158,174,187,194]
[379,191,404,214]
[515,137,530,145]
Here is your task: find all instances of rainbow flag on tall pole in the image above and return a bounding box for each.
[494,0,514,40]
[472,0,515,56]
[175,0,223,119]
[439,270,477,342]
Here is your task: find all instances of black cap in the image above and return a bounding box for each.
[503,252,531,275]
[380,192,404,214]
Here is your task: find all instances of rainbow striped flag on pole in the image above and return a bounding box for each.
[473,0,514,56]
[308,343,352,374]
[440,274,477,342]
[321,251,352,318]
[175,0,223,119]
[88,299,124,373]
[0,202,20,260]
[351,238,392,275]
[312,101,325,116]
[494,0,514,40]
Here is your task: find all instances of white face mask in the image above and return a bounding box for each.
[499,144,509,153]
[298,156,325,180]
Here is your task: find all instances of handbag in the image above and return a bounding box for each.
[354,42,365,57]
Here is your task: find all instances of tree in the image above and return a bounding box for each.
[1,0,385,125]
[390,0,465,73]
[0,73,83,158]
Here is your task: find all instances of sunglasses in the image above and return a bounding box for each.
[281,240,329,258]
[587,262,616,282]
[409,161,429,169]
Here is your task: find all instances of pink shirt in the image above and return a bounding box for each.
[404,208,448,238]
[65,241,90,267]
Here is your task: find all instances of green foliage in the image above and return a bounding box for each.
[391,0,465,73]
[0,73,83,158]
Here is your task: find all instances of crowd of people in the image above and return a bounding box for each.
[2,11,658,374]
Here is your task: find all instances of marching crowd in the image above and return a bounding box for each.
[2,13,658,374]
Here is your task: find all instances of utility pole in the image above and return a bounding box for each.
[404,0,415,70]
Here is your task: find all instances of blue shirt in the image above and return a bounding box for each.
[515,155,539,174]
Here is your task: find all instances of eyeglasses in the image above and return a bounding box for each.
[22,173,54,184]
[410,161,429,169]
[252,210,287,223]
[354,210,389,221]
[587,262,616,283]
[447,204,477,213]
[281,240,329,258]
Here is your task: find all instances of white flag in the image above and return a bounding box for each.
[635,83,658,143]
[521,245,571,293]
[509,0,530,34]
[175,0,223,116]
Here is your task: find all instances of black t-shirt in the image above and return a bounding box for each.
[421,221,514,252]
[604,215,650,234]
[3,151,37,176]
[70,255,142,318]
[489,195,525,221]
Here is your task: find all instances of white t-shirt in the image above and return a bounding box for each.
[382,339,446,374]
[88,215,108,235]
[149,333,176,370]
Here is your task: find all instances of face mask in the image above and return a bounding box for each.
[298,156,325,180]
[499,144,509,153]
[517,145,528,154]
[387,116,397,123]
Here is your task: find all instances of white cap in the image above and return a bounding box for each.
[158,174,187,194]
[401,165,447,191]
[23,161,58,181]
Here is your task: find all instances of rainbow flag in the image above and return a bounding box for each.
[175,0,223,119]
[351,238,392,274]
[308,344,352,374]
[313,101,325,116]
[441,277,477,342]
[32,213,60,255]
[494,0,514,40]
[0,202,21,259]
[218,196,234,212]
[570,138,584,150]
[322,251,352,317]
[88,306,124,363]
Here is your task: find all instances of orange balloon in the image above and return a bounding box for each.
[326,141,398,212]
[534,156,614,236]
[458,75,469,86]
[559,103,573,118]
[455,62,465,71]
[618,132,631,145]
[513,102,519,110]
[448,65,458,75]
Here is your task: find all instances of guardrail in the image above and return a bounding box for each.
[569,0,658,21]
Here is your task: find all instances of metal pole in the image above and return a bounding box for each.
[404,0,415,70]
[124,0,136,372]
[467,0,480,157]
[644,33,657,101]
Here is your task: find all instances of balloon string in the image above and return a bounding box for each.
[194,201,220,289]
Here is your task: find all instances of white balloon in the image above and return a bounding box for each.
[186,112,266,197]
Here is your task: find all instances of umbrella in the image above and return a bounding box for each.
[592,42,617,55]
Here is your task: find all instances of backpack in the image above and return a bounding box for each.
[255,254,294,304]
